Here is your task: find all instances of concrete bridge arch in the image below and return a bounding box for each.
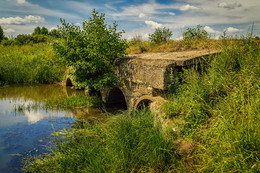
[64,50,219,111]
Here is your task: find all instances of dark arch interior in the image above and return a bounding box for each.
[66,78,73,86]
[106,88,127,111]
[136,99,153,110]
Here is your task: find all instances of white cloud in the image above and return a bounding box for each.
[225,27,241,33]
[204,26,219,34]
[3,28,15,33]
[139,13,147,19]
[0,15,45,25]
[145,20,162,29]
[179,4,199,11]
[175,35,183,41]
[49,27,57,31]
[17,0,26,4]
[218,2,242,9]
[169,12,175,16]
[214,35,221,40]
[24,110,43,124]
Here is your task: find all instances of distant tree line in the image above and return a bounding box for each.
[0,26,60,46]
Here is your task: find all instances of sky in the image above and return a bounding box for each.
[0,0,260,40]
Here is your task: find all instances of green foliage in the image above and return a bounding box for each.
[33,26,41,35]
[1,39,15,46]
[183,25,209,41]
[40,27,49,35]
[149,27,172,44]
[167,68,180,95]
[182,25,210,49]
[23,109,178,172]
[0,44,63,85]
[164,37,260,171]
[1,34,48,46]
[45,95,103,109]
[33,26,49,35]
[0,25,4,43]
[54,9,128,90]
[49,29,60,38]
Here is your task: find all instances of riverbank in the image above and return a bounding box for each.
[1,37,259,172]
[22,37,259,172]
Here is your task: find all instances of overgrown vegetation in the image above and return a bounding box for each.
[23,109,178,172]
[149,27,172,44]
[0,44,63,85]
[164,37,260,172]
[54,9,128,90]
[1,34,49,46]
[14,94,103,112]
[1,11,259,172]
[0,25,4,43]
[45,95,103,109]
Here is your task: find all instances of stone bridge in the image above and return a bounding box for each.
[66,50,219,110]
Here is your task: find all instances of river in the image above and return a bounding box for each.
[0,84,104,173]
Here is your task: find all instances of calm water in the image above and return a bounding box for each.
[0,85,104,173]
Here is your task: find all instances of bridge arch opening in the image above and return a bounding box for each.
[136,99,153,110]
[134,95,155,110]
[106,87,127,110]
[66,78,73,86]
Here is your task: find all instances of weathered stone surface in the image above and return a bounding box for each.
[103,50,220,110]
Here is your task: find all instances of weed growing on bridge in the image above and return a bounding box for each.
[0,44,63,85]
[164,37,260,172]
[23,109,179,172]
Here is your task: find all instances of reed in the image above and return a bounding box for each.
[0,43,63,85]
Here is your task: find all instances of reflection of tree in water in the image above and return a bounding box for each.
[66,86,85,96]
[70,108,107,123]
[0,84,108,123]
[0,84,67,101]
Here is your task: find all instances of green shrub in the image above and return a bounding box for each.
[182,25,210,48]
[54,9,128,90]
[149,27,172,44]
[1,39,15,46]
[183,25,209,41]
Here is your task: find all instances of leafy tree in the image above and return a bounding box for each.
[54,9,128,90]
[49,29,60,38]
[183,25,209,41]
[149,27,172,44]
[33,26,41,35]
[0,25,4,43]
[41,27,49,35]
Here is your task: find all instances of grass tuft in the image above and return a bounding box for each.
[23,109,179,172]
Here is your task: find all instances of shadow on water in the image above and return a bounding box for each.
[0,84,106,173]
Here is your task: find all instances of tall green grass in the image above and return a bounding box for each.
[45,94,103,109]
[23,110,179,172]
[164,37,260,172]
[0,44,63,85]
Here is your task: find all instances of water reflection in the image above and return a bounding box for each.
[0,84,104,173]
